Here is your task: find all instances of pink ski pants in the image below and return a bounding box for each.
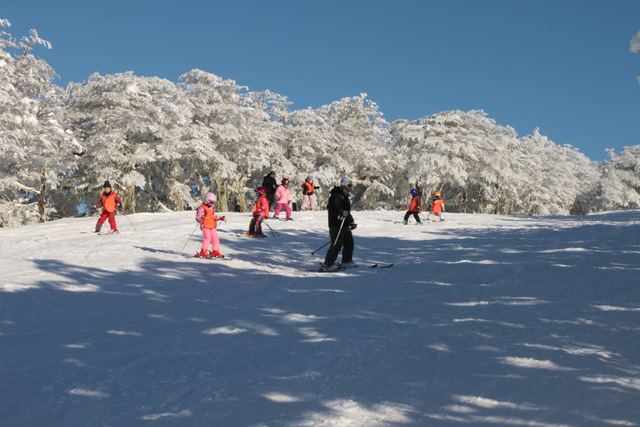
[274,203,291,218]
[201,227,220,251]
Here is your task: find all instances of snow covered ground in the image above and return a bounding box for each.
[1,209,639,426]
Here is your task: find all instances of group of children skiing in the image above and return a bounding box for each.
[91,177,444,267]
[402,189,445,225]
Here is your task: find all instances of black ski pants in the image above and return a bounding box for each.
[324,225,354,267]
[403,211,421,223]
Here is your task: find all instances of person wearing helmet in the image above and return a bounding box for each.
[195,192,226,257]
[428,191,445,222]
[323,177,357,271]
[273,178,293,220]
[402,189,422,225]
[300,175,319,211]
[247,187,269,237]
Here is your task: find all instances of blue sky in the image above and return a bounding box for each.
[3,0,639,161]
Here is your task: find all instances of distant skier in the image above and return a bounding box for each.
[428,191,445,221]
[323,177,357,271]
[247,187,269,237]
[195,192,226,258]
[273,178,293,220]
[261,171,277,209]
[402,189,422,225]
[94,181,122,234]
[300,176,319,211]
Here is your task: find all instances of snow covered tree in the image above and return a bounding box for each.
[391,110,520,213]
[0,19,81,226]
[390,110,598,215]
[312,94,395,209]
[587,146,640,212]
[517,129,598,215]
[64,72,192,213]
[631,29,640,84]
[179,70,285,212]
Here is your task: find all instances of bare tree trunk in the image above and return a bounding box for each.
[119,183,136,214]
[461,188,467,213]
[213,175,229,212]
[497,190,505,214]
[38,167,46,222]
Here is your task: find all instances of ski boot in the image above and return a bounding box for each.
[195,249,210,258]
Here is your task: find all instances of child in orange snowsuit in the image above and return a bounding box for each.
[428,191,445,221]
[402,189,422,225]
[248,187,269,237]
[94,181,122,233]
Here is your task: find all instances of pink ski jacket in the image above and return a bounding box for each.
[274,184,290,204]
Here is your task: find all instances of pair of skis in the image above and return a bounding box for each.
[193,254,232,261]
[307,263,394,273]
[80,230,119,235]
[235,233,267,238]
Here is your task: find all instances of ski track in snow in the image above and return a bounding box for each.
[1,209,639,426]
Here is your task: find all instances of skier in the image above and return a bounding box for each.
[261,171,277,210]
[247,187,269,237]
[273,178,293,220]
[300,176,319,211]
[428,191,445,221]
[402,189,422,225]
[195,192,226,258]
[94,181,122,234]
[323,177,357,271]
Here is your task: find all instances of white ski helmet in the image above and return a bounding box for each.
[204,192,217,203]
[340,177,353,187]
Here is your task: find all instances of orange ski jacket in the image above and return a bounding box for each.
[431,197,444,214]
[97,191,122,213]
[408,195,422,213]
[200,204,217,229]
[253,195,270,218]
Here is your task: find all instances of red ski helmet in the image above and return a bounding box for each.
[281,178,289,185]
[256,187,266,194]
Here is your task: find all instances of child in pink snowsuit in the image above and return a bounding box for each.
[273,178,292,220]
[195,192,226,257]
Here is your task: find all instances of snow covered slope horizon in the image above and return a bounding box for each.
[1,209,639,426]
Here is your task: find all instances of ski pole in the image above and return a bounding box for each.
[120,208,137,231]
[311,241,331,255]
[178,224,200,256]
[332,215,347,248]
[263,219,280,237]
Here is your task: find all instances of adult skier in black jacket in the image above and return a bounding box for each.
[261,171,277,209]
[323,177,357,270]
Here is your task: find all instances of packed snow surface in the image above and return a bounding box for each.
[1,209,639,426]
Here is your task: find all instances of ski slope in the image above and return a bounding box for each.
[1,209,639,426]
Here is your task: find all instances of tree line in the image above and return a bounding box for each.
[1,19,639,227]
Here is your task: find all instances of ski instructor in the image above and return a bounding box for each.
[323,177,357,271]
